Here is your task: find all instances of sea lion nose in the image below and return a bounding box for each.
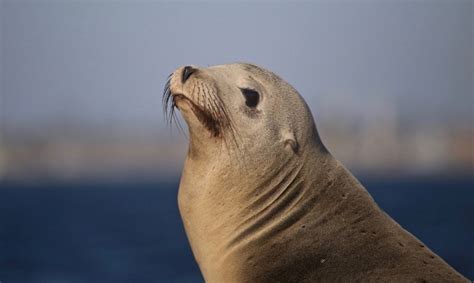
[182,66,196,83]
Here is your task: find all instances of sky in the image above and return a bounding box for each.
[1,0,472,140]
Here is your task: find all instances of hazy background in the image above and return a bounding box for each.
[1,0,472,180]
[0,1,472,282]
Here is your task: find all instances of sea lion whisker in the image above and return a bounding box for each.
[206,95,234,158]
[162,74,187,136]
[210,91,247,168]
[162,80,170,115]
[163,86,173,127]
[170,103,187,137]
[211,91,242,147]
[201,89,231,153]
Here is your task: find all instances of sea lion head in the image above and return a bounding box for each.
[164,63,324,164]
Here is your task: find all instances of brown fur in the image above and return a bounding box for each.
[167,63,469,282]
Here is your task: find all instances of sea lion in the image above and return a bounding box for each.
[163,63,469,282]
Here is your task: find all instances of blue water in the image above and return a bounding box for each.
[0,176,472,282]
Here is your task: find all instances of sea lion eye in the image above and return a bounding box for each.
[240,88,260,108]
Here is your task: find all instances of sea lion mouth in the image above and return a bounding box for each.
[172,93,221,136]
[162,75,224,138]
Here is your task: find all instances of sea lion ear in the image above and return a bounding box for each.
[282,129,299,154]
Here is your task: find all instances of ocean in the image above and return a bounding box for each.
[0,175,472,282]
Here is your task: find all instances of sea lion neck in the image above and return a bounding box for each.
[177,145,337,280]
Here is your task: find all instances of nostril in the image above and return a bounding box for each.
[182,66,196,83]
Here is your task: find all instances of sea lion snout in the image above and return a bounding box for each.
[164,65,233,138]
